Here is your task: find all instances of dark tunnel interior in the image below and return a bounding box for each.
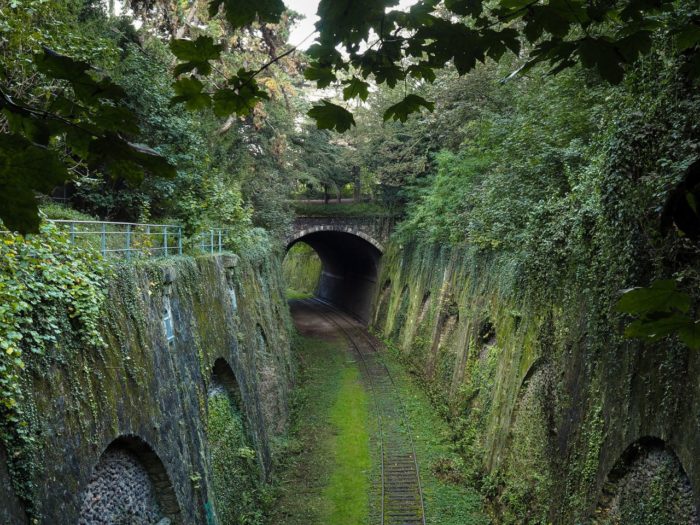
[287,230,382,323]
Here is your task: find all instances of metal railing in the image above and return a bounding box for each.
[196,228,229,255]
[2,220,236,260]
[51,220,183,259]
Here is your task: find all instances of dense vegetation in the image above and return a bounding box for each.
[2,0,700,523]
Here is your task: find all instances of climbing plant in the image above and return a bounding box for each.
[0,222,107,502]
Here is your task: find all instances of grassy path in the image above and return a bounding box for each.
[271,334,370,525]
[274,300,489,525]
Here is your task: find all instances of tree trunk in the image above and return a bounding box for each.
[323,184,330,204]
[352,165,361,202]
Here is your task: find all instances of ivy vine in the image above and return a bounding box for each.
[0,221,107,505]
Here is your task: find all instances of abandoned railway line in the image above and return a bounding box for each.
[300,298,427,525]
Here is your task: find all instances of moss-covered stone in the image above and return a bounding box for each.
[372,241,700,523]
[282,242,321,297]
[4,251,292,524]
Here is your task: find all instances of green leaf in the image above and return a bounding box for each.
[308,100,356,133]
[34,47,90,81]
[676,25,700,51]
[342,78,370,101]
[445,0,483,17]
[209,0,285,29]
[0,134,69,234]
[171,77,212,110]
[92,105,140,135]
[304,63,337,88]
[577,37,625,84]
[616,280,691,315]
[34,48,125,105]
[2,110,51,146]
[406,63,436,82]
[170,36,223,76]
[623,313,693,340]
[212,71,270,117]
[383,94,435,123]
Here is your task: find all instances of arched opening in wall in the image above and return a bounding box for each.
[593,437,698,524]
[476,317,496,361]
[428,300,459,368]
[256,324,268,355]
[478,319,496,345]
[286,230,382,323]
[282,241,322,299]
[496,360,555,521]
[208,358,265,525]
[79,435,181,525]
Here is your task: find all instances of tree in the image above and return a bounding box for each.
[1,0,699,232]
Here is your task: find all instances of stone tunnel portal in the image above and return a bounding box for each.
[287,229,382,323]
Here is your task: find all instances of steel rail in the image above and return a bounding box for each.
[300,298,386,525]
[303,298,426,525]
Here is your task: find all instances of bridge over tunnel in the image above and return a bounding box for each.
[285,228,383,323]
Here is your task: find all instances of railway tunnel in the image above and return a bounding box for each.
[285,228,383,324]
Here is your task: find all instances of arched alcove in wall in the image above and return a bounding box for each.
[207,358,264,525]
[417,291,432,325]
[255,324,268,355]
[210,358,243,408]
[79,435,181,525]
[496,359,555,519]
[391,285,411,340]
[593,437,698,524]
[429,302,459,358]
[373,279,392,327]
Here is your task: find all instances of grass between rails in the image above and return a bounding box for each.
[285,289,315,301]
[272,334,370,525]
[380,344,491,525]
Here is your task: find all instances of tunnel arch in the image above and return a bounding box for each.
[286,228,383,323]
[79,434,181,525]
[287,225,385,254]
[593,436,698,524]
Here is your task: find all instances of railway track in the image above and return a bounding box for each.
[300,298,426,525]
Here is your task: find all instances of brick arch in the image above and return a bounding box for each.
[284,227,383,323]
[79,434,182,524]
[287,225,385,253]
[593,436,698,523]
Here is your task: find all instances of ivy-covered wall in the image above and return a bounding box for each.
[372,241,700,524]
[1,248,292,524]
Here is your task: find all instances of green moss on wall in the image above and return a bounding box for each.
[1,233,293,523]
[372,237,700,524]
